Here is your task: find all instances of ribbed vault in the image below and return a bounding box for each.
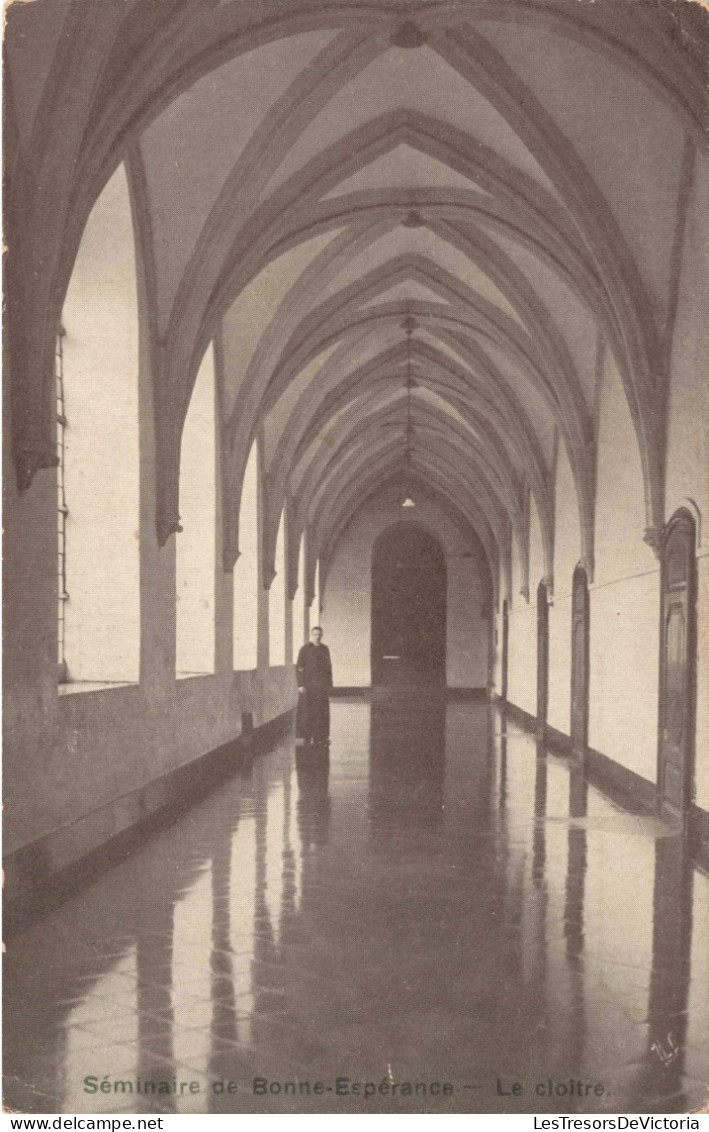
[6,0,708,600]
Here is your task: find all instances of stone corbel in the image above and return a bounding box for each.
[578,555,595,584]
[643,526,663,559]
[223,538,240,575]
[14,445,59,491]
[157,512,183,545]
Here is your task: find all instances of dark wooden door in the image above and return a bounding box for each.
[371,524,446,686]
[658,511,696,819]
[537,581,549,730]
[570,565,590,755]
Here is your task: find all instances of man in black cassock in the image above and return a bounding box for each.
[295,626,333,746]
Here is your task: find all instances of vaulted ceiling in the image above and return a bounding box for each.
[5,0,708,595]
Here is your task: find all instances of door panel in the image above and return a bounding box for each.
[371,524,446,687]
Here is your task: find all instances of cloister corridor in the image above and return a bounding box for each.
[3,0,708,1117]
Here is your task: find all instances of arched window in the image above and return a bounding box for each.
[313,558,322,626]
[294,534,307,651]
[234,441,258,670]
[59,164,140,687]
[269,510,286,666]
[176,345,216,676]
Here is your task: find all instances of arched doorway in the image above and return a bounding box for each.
[371,524,446,687]
[657,510,697,821]
[537,580,549,732]
[570,564,590,756]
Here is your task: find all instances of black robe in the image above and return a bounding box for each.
[295,642,333,742]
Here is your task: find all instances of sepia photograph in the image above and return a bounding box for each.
[2,0,709,1118]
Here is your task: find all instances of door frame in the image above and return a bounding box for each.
[656,508,697,821]
[370,521,447,687]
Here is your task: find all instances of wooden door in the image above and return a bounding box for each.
[570,565,590,755]
[371,524,446,687]
[657,511,696,819]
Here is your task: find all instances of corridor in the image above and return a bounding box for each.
[4,698,707,1116]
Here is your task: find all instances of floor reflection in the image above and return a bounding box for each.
[369,691,446,837]
[3,699,707,1114]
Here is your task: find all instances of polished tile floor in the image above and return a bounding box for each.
[4,697,708,1115]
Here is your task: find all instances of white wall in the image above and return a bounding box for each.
[61,163,140,683]
[234,441,258,670]
[505,355,661,785]
[176,344,216,675]
[322,485,491,688]
[588,352,660,782]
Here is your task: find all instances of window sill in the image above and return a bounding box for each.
[59,681,136,695]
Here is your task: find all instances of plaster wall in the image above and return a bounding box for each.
[589,353,660,783]
[6,666,294,861]
[322,486,491,688]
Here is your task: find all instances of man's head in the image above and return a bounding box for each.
[311,626,324,645]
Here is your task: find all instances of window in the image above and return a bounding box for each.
[176,345,217,676]
[60,163,140,687]
[234,441,259,670]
